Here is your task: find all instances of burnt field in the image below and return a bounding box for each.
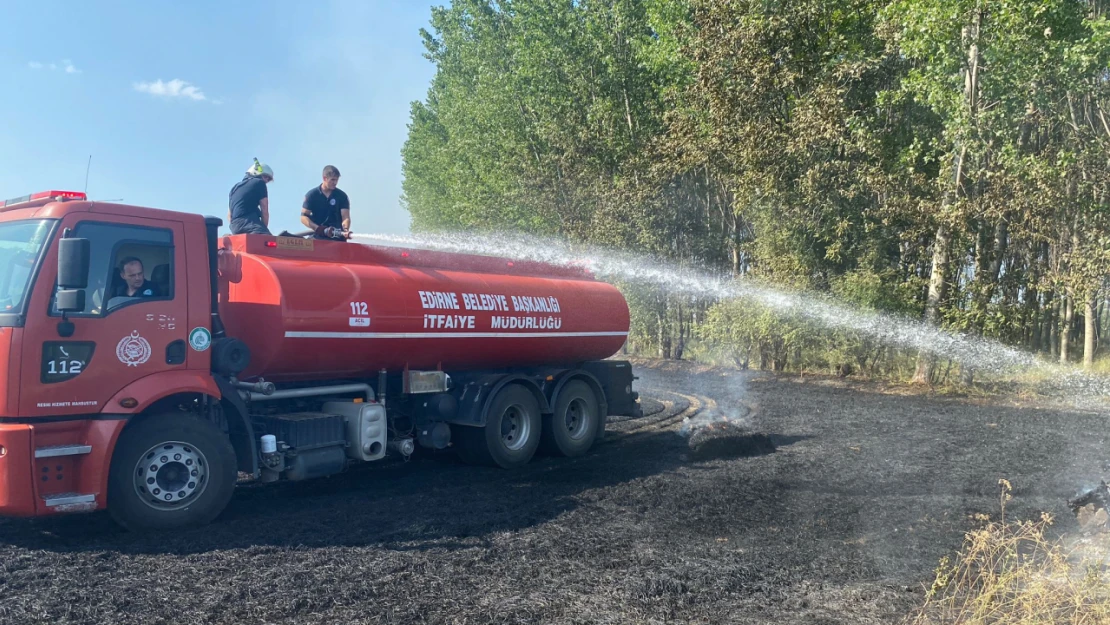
[2,360,1108,625]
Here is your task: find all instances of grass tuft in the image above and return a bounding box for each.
[909,479,1110,624]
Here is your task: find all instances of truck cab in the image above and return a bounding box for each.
[0,192,218,521]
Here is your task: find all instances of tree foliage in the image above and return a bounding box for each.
[402,0,1110,378]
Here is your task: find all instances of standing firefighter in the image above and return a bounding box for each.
[301,165,351,241]
[228,158,274,235]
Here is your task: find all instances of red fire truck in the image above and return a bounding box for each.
[0,191,640,531]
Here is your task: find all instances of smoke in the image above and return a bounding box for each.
[678,409,749,438]
[677,369,756,438]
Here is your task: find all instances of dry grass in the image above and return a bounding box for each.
[909,480,1110,625]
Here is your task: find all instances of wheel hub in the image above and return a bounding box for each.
[133,441,208,510]
[500,405,531,451]
[563,398,591,440]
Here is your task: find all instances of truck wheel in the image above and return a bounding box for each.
[458,384,541,468]
[542,380,599,457]
[107,414,237,532]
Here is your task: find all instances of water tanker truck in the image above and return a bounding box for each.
[0,191,641,531]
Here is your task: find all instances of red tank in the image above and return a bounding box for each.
[217,235,630,382]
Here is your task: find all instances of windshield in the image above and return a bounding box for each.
[0,219,55,317]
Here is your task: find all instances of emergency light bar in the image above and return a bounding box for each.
[0,190,87,209]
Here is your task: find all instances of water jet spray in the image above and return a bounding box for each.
[351,232,1106,387]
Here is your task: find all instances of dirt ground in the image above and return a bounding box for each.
[2,360,1108,625]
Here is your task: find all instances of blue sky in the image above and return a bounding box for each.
[0,1,442,235]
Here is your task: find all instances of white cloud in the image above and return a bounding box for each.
[133,79,210,102]
[28,60,79,73]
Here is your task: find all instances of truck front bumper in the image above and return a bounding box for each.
[0,419,127,517]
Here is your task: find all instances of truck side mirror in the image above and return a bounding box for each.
[58,237,90,289]
[56,236,90,336]
[56,289,86,313]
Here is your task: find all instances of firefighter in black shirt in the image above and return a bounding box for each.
[228,158,274,235]
[301,165,351,241]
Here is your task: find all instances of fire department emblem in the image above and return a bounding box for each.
[116,331,152,367]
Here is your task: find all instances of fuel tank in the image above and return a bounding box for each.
[217,235,630,382]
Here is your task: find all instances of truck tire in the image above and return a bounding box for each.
[541,379,599,457]
[457,383,541,469]
[106,414,237,532]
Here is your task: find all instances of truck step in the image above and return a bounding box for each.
[34,444,92,458]
[42,493,96,508]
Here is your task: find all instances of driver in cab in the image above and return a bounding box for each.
[115,257,159,298]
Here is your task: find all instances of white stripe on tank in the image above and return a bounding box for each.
[283,331,629,339]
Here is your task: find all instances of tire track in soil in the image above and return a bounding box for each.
[607,389,748,440]
[607,389,699,436]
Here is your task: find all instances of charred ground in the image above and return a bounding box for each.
[2,360,1107,624]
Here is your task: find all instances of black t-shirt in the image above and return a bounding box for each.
[116,280,159,298]
[302,186,349,229]
[229,175,268,223]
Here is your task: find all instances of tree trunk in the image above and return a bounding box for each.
[674,306,687,360]
[1047,292,1058,354]
[1026,247,1041,350]
[1085,293,1097,369]
[914,12,980,385]
[958,364,974,387]
[773,338,787,372]
[1031,308,1042,350]
[1029,288,1041,350]
[1060,291,1073,364]
[963,219,1007,387]
[656,305,671,360]
[913,223,952,385]
[1098,297,1105,354]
